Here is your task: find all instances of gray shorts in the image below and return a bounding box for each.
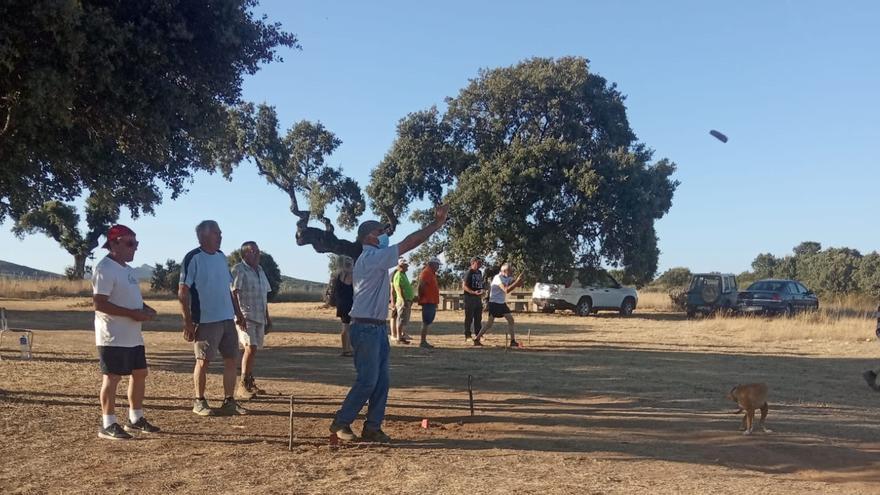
[194,319,238,360]
[237,319,265,349]
[396,300,412,327]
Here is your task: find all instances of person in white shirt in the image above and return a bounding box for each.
[474,263,524,347]
[231,241,272,399]
[92,224,159,440]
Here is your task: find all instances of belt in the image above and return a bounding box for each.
[351,318,387,326]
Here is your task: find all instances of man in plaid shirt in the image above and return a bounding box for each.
[232,241,272,399]
[862,300,880,391]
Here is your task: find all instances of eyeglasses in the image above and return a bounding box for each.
[114,239,139,248]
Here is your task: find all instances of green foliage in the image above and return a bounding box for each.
[0,0,297,222]
[231,104,365,230]
[11,191,120,278]
[367,57,678,286]
[750,253,778,279]
[740,243,878,297]
[653,267,692,289]
[856,252,880,297]
[150,259,181,295]
[798,247,862,295]
[227,249,282,302]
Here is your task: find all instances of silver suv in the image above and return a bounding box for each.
[532,269,639,316]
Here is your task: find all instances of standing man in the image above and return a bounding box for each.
[330,204,449,443]
[862,299,880,391]
[392,257,415,344]
[92,224,159,440]
[475,263,525,347]
[462,257,485,342]
[231,241,272,400]
[179,220,248,416]
[417,257,442,349]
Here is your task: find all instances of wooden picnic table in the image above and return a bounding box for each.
[437,290,537,312]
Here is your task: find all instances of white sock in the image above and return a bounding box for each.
[129,408,144,424]
[102,414,117,429]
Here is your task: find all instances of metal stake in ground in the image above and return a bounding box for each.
[528,328,531,346]
[467,374,475,417]
[288,395,294,451]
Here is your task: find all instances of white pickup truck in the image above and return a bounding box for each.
[531,269,638,316]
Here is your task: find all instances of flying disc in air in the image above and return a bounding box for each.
[709,130,728,143]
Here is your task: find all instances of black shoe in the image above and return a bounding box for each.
[125,417,160,433]
[330,422,358,441]
[473,338,483,346]
[509,340,521,348]
[98,423,133,440]
[360,428,391,444]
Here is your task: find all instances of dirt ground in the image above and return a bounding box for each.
[1,298,879,494]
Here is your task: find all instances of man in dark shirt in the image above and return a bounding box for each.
[461,257,484,342]
[862,299,880,391]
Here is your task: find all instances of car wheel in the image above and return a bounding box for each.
[576,297,592,317]
[619,297,635,317]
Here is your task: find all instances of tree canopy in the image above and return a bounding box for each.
[11,191,120,279]
[0,0,297,222]
[367,57,678,284]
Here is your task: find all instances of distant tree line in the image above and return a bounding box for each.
[651,241,880,297]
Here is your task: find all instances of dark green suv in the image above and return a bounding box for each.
[685,273,738,317]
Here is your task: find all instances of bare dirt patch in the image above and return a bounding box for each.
[1,299,879,494]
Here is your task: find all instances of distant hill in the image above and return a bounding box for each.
[281,275,324,293]
[0,260,63,279]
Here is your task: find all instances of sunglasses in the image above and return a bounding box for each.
[113,239,139,248]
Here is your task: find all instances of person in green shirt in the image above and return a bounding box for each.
[392,257,415,344]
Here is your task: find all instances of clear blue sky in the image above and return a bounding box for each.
[2,0,878,283]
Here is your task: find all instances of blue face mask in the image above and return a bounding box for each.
[377,233,390,249]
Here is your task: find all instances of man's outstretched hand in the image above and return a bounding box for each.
[434,204,449,226]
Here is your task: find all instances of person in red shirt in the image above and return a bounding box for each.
[417,258,442,349]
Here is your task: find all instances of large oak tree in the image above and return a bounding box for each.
[0,0,297,224]
[368,57,678,284]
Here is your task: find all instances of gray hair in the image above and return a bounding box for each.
[195,220,219,239]
[240,241,258,251]
[500,263,510,272]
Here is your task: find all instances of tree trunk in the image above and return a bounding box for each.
[288,193,363,260]
[69,253,88,280]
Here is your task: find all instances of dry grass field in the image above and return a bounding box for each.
[1,296,880,494]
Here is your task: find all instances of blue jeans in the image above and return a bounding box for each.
[334,322,390,431]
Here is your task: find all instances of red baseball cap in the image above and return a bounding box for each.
[102,224,136,248]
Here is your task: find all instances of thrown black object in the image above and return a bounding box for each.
[710,130,728,143]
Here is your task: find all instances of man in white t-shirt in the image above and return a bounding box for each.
[92,224,159,440]
[474,263,524,347]
[231,241,272,399]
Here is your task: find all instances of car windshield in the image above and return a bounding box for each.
[747,281,787,292]
[689,276,720,291]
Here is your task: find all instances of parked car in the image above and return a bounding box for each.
[737,279,819,316]
[532,269,638,316]
[685,273,738,317]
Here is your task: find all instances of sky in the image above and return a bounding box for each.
[2,0,878,283]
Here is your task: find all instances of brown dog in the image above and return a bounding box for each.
[726,383,771,435]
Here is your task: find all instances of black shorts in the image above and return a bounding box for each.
[98,345,147,376]
[487,302,511,318]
